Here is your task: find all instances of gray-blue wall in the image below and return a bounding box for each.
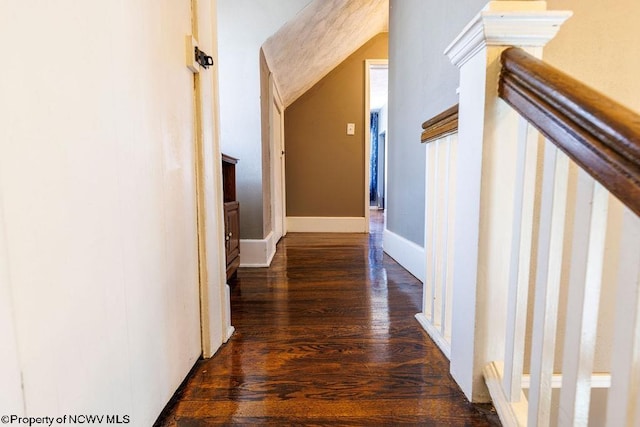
[386,0,486,245]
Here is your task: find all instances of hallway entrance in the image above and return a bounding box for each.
[156,223,496,424]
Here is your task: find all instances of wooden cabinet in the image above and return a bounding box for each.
[222,154,240,280]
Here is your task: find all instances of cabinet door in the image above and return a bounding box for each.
[224,202,240,279]
[225,202,240,261]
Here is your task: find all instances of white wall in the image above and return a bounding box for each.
[217,0,311,239]
[0,1,221,423]
[0,187,23,411]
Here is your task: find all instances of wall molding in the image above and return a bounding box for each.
[444,2,571,67]
[382,228,426,283]
[415,313,451,359]
[483,362,528,427]
[286,217,366,233]
[239,231,277,267]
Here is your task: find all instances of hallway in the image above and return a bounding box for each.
[157,212,496,425]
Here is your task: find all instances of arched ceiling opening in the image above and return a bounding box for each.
[262,0,388,107]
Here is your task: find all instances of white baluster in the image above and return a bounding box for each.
[440,136,452,337]
[606,206,640,427]
[558,175,609,425]
[528,143,570,427]
[444,134,458,342]
[423,145,433,321]
[504,118,540,403]
[434,138,448,332]
[431,141,440,324]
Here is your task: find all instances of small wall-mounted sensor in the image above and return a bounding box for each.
[347,123,355,135]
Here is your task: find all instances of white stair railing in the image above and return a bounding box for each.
[438,2,640,426]
[443,0,573,407]
[416,106,458,358]
[481,44,640,426]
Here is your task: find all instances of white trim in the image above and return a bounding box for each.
[225,326,235,342]
[382,228,426,283]
[521,373,611,389]
[286,217,366,233]
[484,361,612,427]
[239,231,277,267]
[223,284,235,343]
[444,3,572,67]
[269,74,286,240]
[415,313,451,359]
[192,1,228,358]
[484,362,529,427]
[272,73,284,108]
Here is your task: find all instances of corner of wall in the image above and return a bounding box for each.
[260,48,273,239]
[240,232,277,267]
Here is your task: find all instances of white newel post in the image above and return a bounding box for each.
[443,1,571,402]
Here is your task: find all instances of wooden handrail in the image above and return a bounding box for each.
[421,104,458,143]
[499,47,640,216]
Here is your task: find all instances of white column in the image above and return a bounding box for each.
[444,1,571,401]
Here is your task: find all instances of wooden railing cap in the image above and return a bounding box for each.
[499,47,640,216]
[421,104,459,144]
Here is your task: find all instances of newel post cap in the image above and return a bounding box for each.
[444,1,572,67]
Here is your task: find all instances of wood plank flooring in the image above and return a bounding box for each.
[156,212,498,426]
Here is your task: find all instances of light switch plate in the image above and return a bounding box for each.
[347,123,355,135]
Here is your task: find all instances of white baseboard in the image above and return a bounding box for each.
[382,228,426,282]
[224,284,234,343]
[484,361,613,427]
[483,362,528,427]
[239,231,277,267]
[415,313,451,359]
[286,216,366,233]
[225,326,235,342]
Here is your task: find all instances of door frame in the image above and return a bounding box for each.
[269,74,287,240]
[191,0,233,358]
[364,59,389,232]
[378,130,386,209]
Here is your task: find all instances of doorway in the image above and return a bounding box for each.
[364,60,388,232]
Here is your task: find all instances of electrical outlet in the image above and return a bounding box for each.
[347,123,355,135]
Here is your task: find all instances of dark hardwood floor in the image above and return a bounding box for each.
[156,211,498,426]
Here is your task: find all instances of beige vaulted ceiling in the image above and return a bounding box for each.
[262,0,389,107]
